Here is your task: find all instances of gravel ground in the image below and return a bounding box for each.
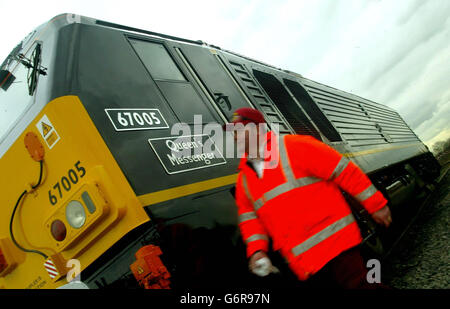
[383,166,450,289]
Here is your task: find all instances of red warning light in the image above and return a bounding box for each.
[51,220,67,242]
[0,250,7,274]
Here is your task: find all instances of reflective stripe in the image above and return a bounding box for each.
[245,234,268,244]
[329,157,350,180]
[242,174,265,211]
[264,176,321,201]
[264,181,296,201]
[354,184,378,203]
[292,214,356,257]
[239,212,258,224]
[242,174,253,202]
[295,176,322,187]
[242,175,250,196]
[241,135,323,212]
[254,198,264,211]
[278,135,295,182]
[242,175,265,211]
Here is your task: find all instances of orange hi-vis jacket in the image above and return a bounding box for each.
[235,133,388,281]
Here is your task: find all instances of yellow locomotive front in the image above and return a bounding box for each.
[0,95,150,288]
[0,16,153,289]
[0,14,245,289]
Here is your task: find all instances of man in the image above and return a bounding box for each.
[225,107,392,288]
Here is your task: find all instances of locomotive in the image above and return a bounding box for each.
[0,14,440,289]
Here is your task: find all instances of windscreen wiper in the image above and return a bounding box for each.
[17,43,47,95]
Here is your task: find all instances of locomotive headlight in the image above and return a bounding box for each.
[45,181,113,252]
[65,201,86,229]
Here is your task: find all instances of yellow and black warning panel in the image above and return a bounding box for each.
[36,114,60,149]
[0,96,150,288]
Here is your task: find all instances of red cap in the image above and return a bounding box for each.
[223,108,266,131]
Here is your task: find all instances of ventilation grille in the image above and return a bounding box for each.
[227,60,291,134]
[301,79,419,147]
[284,79,342,142]
[251,69,322,140]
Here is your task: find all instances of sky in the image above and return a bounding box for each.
[0,0,449,149]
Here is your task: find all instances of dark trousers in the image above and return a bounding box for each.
[303,246,389,289]
[267,246,390,289]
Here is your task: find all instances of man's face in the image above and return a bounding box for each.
[233,123,259,157]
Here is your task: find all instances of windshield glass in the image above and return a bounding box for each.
[0,42,37,141]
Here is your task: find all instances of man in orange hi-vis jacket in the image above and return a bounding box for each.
[224,107,392,289]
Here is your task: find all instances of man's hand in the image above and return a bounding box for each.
[371,205,392,228]
[248,251,279,277]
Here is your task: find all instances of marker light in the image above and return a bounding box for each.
[0,250,7,274]
[65,201,86,229]
[51,220,67,241]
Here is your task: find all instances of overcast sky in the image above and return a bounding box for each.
[1,0,449,149]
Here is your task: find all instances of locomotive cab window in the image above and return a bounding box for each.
[130,39,186,81]
[129,38,216,124]
[0,43,41,141]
